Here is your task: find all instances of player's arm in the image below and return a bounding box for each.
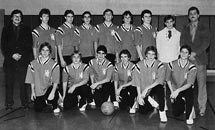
[48,63,60,100]
[134,27,143,60]
[54,46,58,62]
[30,84,36,101]
[32,29,40,59]
[136,45,143,61]
[166,62,174,93]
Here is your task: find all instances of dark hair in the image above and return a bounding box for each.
[96,45,107,54]
[64,10,74,17]
[10,9,23,22]
[188,6,200,15]
[122,10,133,24]
[164,15,175,23]
[141,9,152,18]
[144,46,158,59]
[119,49,131,59]
[82,11,92,18]
[103,9,114,16]
[39,8,51,18]
[39,42,52,54]
[180,45,192,54]
[71,50,82,62]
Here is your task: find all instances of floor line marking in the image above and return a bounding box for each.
[0,107,22,119]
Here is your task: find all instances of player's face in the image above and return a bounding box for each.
[123,14,131,24]
[142,13,151,24]
[40,46,50,58]
[120,54,129,64]
[65,13,74,24]
[72,54,81,64]
[180,48,190,60]
[146,50,156,60]
[165,19,175,29]
[188,10,199,23]
[104,11,113,22]
[83,13,91,24]
[97,51,106,60]
[12,13,22,25]
[40,14,49,24]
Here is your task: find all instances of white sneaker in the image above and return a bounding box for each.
[59,102,64,108]
[129,108,136,114]
[186,119,194,125]
[53,108,60,113]
[148,96,159,108]
[79,104,87,112]
[159,111,167,123]
[113,101,119,108]
[89,100,96,106]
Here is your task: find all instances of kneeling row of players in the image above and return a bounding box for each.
[25,43,196,125]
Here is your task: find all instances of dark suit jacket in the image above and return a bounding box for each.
[180,22,210,65]
[1,23,33,68]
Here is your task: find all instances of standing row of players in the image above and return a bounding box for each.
[2,6,209,125]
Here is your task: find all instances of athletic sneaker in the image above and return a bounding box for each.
[89,100,96,106]
[129,108,136,114]
[79,104,87,112]
[159,111,167,123]
[53,108,60,113]
[186,119,194,125]
[113,101,119,108]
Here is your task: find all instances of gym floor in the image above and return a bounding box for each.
[0,68,215,130]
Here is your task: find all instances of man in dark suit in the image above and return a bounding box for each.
[180,6,210,116]
[1,9,33,110]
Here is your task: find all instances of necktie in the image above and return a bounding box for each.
[190,24,197,42]
[168,30,172,39]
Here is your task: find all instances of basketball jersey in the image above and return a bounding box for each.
[89,58,113,82]
[133,59,165,91]
[32,25,56,58]
[114,61,135,86]
[167,59,197,91]
[55,22,77,56]
[95,23,118,54]
[113,24,138,61]
[74,24,97,57]
[134,24,156,56]
[25,57,59,96]
[62,63,89,86]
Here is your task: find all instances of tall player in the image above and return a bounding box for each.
[95,9,119,64]
[32,8,57,60]
[56,10,78,67]
[74,11,97,64]
[134,10,156,61]
[113,10,138,62]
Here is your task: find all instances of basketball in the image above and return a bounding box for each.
[101,101,114,116]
